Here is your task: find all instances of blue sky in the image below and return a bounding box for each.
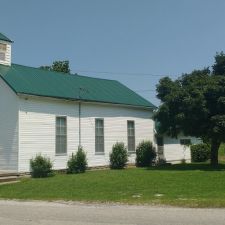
[1,0,225,106]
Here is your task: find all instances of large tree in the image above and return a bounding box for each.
[40,60,70,74]
[212,51,225,76]
[155,54,225,166]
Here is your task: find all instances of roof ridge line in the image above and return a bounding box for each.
[12,63,118,82]
[75,73,117,82]
[12,63,75,76]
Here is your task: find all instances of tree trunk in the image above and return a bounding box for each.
[210,139,220,166]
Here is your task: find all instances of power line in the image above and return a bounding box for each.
[135,89,155,92]
[75,69,172,77]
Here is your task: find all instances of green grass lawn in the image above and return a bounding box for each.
[0,164,225,207]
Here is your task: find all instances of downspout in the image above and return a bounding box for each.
[78,87,88,148]
[78,101,81,147]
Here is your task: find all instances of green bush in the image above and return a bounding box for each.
[191,143,210,162]
[110,142,128,169]
[136,141,156,167]
[157,158,167,165]
[30,154,53,178]
[67,146,87,173]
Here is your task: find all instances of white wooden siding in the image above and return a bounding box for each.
[18,97,154,172]
[0,77,18,171]
[80,103,154,166]
[163,136,201,163]
[0,41,11,66]
[18,98,79,172]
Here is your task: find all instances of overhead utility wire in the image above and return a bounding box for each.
[75,69,172,77]
[134,89,155,92]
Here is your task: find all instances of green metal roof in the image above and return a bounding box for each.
[0,32,13,43]
[0,63,156,109]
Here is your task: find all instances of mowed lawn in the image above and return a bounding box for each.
[0,163,225,207]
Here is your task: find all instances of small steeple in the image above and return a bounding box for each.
[0,32,13,66]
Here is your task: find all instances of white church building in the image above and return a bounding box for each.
[0,32,199,172]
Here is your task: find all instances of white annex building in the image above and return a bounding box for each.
[0,33,199,172]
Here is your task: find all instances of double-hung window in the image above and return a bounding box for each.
[95,118,104,154]
[127,120,135,153]
[56,117,67,155]
[0,43,6,61]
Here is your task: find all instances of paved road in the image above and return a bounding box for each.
[0,200,225,225]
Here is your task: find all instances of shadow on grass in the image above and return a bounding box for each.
[147,163,225,171]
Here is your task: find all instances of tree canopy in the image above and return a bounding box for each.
[212,51,225,76]
[155,53,225,166]
[40,60,70,74]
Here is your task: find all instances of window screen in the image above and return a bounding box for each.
[95,119,104,154]
[56,117,67,154]
[127,121,135,152]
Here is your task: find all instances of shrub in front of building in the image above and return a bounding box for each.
[136,141,156,167]
[191,143,210,162]
[30,154,53,178]
[67,146,87,174]
[110,142,128,169]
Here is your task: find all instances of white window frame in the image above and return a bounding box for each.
[55,116,67,155]
[127,120,135,153]
[95,118,104,154]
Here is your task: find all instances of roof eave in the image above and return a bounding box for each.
[17,93,155,111]
[0,38,13,43]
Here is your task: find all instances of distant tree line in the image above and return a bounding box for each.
[40,60,70,74]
